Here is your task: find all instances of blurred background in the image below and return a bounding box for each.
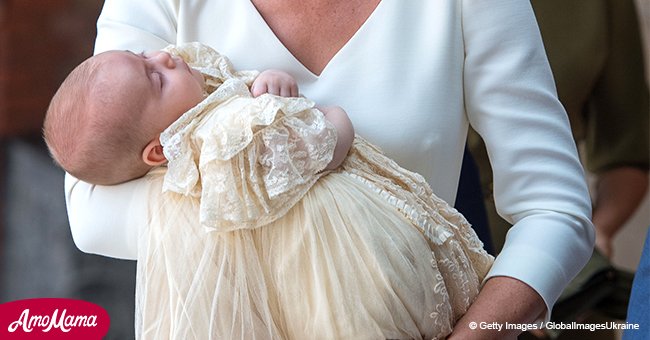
[613,0,650,275]
[0,1,135,339]
[0,1,648,339]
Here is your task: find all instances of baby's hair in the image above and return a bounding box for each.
[43,53,155,185]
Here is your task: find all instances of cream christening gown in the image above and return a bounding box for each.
[135,43,494,340]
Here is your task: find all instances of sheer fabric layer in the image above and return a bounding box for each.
[136,139,494,339]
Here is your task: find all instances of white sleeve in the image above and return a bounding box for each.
[94,0,179,54]
[462,0,595,316]
[65,173,154,260]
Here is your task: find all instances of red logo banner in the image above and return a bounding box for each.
[0,298,110,339]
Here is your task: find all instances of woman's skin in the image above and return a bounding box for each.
[250,0,546,338]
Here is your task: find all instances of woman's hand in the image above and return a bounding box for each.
[251,70,299,97]
[447,276,546,340]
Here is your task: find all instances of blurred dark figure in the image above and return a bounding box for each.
[464,0,649,338]
[0,1,136,339]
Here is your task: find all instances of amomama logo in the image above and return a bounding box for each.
[0,298,110,339]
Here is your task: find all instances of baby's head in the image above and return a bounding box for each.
[44,49,205,185]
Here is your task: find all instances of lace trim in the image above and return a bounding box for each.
[345,172,455,245]
[161,98,337,231]
[341,137,495,319]
[157,42,338,231]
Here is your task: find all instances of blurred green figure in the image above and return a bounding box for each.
[467,0,649,338]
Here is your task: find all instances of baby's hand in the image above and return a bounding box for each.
[320,106,354,170]
[251,70,299,97]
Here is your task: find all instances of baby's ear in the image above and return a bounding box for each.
[142,138,167,166]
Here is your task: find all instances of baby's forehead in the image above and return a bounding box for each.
[94,50,142,74]
[90,51,149,92]
[84,51,150,110]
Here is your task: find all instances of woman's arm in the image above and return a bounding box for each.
[454,0,594,337]
[65,173,149,259]
[94,0,178,53]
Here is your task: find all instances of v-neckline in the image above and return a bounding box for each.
[244,0,386,79]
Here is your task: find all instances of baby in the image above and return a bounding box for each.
[44,48,352,186]
[44,43,493,339]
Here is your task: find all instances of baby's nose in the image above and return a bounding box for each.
[151,51,175,68]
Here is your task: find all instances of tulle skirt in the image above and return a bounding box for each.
[137,171,492,340]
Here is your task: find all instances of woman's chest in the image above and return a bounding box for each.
[177,0,468,136]
[249,0,381,75]
[175,0,468,201]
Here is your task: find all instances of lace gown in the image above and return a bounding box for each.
[135,43,494,340]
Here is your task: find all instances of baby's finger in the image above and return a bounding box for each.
[280,86,292,98]
[290,84,299,97]
[266,83,281,96]
[251,82,268,97]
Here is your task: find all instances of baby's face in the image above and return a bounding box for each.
[95,50,205,135]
